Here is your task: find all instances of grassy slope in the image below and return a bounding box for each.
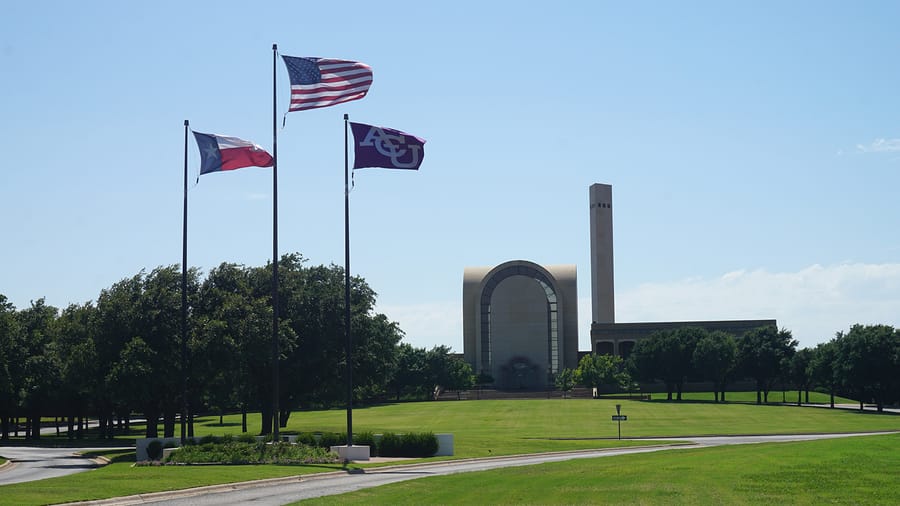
[299,433,900,505]
[273,399,899,457]
[0,399,897,505]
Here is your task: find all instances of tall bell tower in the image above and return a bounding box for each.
[589,183,615,324]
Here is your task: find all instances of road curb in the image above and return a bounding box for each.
[57,473,324,506]
[56,442,692,505]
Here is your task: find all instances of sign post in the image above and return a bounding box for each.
[611,404,627,440]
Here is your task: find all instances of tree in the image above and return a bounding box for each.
[738,326,797,404]
[424,345,457,399]
[54,303,99,439]
[0,295,22,440]
[808,339,839,408]
[17,298,60,439]
[554,368,576,398]
[140,265,188,438]
[193,262,255,429]
[835,324,899,412]
[106,336,157,436]
[667,327,705,400]
[576,353,628,394]
[351,313,404,401]
[628,328,701,401]
[789,348,814,405]
[444,357,475,399]
[94,273,145,437]
[627,333,663,392]
[692,331,737,402]
[388,343,428,400]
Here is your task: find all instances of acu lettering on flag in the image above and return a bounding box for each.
[350,122,425,170]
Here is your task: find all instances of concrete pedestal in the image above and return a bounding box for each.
[330,444,371,461]
[435,433,454,456]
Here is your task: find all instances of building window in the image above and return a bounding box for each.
[480,265,560,375]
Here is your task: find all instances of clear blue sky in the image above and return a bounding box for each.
[2,1,898,352]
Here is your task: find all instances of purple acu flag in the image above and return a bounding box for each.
[350,122,426,170]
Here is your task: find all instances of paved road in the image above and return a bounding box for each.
[62,431,896,506]
[0,447,102,485]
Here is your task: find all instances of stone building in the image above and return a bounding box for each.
[462,183,775,389]
[462,261,579,389]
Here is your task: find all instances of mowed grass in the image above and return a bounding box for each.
[0,399,897,506]
[270,398,899,458]
[299,433,900,505]
[0,461,345,506]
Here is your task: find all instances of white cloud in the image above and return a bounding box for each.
[856,138,900,153]
[379,263,900,354]
[615,263,900,349]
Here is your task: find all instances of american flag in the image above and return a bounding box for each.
[281,55,373,112]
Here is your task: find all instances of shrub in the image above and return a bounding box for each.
[146,440,163,461]
[378,432,438,458]
[235,433,256,444]
[354,431,377,457]
[316,432,345,448]
[165,441,340,465]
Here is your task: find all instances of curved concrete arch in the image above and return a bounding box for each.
[463,260,578,388]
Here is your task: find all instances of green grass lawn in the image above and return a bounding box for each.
[298,433,900,505]
[270,398,898,458]
[0,461,346,506]
[0,399,897,506]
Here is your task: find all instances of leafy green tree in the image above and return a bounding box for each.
[738,326,797,404]
[789,347,814,405]
[628,333,663,391]
[385,344,465,400]
[576,353,628,394]
[53,303,99,438]
[17,298,60,439]
[692,330,737,402]
[95,273,145,437]
[667,327,705,400]
[554,368,576,398]
[629,328,702,400]
[140,265,187,437]
[835,324,899,412]
[106,336,157,436]
[808,339,839,408]
[424,345,456,398]
[388,343,428,400]
[444,357,475,398]
[193,262,254,428]
[0,295,22,440]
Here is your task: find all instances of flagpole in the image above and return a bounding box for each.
[344,113,353,447]
[181,119,189,445]
[271,43,281,440]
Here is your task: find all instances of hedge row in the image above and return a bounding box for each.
[294,431,438,458]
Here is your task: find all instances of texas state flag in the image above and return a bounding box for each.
[192,131,274,175]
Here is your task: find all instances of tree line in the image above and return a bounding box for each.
[565,324,899,411]
[0,253,474,441]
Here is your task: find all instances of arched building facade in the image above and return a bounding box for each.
[461,184,776,392]
[463,261,579,389]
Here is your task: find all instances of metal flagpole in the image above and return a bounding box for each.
[271,43,280,440]
[181,119,190,444]
[344,113,353,447]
